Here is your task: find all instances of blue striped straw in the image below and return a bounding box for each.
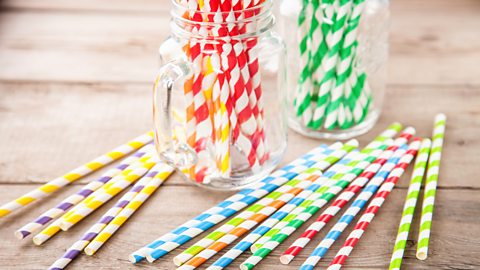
[144,141,358,263]
[299,145,408,270]
[205,150,359,270]
[128,143,333,263]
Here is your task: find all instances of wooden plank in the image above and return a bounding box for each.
[0,82,477,188]
[0,185,478,269]
[0,0,479,84]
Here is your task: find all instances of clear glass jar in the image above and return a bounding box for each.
[277,0,389,139]
[153,0,287,190]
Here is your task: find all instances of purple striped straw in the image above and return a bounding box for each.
[15,144,153,240]
[47,165,160,270]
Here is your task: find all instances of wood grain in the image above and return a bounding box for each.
[0,0,479,269]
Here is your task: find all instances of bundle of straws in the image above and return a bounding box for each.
[293,0,372,130]
[172,0,269,183]
[128,114,445,270]
[0,132,178,269]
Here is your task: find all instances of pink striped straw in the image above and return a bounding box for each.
[280,128,415,264]
[326,139,422,270]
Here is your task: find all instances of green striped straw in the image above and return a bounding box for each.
[389,138,431,270]
[416,114,447,260]
[251,122,401,251]
[241,144,389,270]
[294,0,315,124]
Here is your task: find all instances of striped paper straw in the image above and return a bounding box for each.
[59,154,158,231]
[389,139,431,270]
[15,144,152,239]
[0,132,154,218]
[46,164,168,270]
[128,143,332,263]
[177,169,325,269]
[145,140,358,263]
[327,139,421,270]
[33,154,158,245]
[178,150,360,268]
[204,150,359,270]
[241,144,390,269]
[251,128,397,252]
[416,114,446,260]
[32,154,156,246]
[282,128,415,264]
[297,144,410,270]
[84,164,174,255]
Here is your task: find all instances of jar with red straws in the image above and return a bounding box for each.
[153,0,287,189]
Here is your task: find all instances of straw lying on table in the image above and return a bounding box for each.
[15,144,152,239]
[281,128,415,265]
[297,143,410,270]
[389,139,431,270]
[326,139,422,270]
[146,141,358,263]
[129,143,335,263]
[0,132,154,218]
[176,150,361,269]
[48,163,174,270]
[416,114,446,260]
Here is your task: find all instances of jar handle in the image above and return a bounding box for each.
[153,58,197,168]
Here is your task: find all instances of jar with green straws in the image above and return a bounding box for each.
[277,0,389,139]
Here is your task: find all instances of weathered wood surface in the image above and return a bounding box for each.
[0,0,479,269]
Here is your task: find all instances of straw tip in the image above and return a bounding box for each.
[146,254,156,263]
[14,230,27,240]
[403,126,416,135]
[435,113,446,121]
[172,257,183,266]
[416,251,428,260]
[279,255,293,265]
[84,247,95,256]
[32,237,43,246]
[128,254,142,264]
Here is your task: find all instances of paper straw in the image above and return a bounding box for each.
[177,150,360,268]
[15,144,152,239]
[240,144,389,269]
[205,150,359,270]
[177,169,325,269]
[326,139,421,270]
[416,114,446,260]
[128,143,331,263]
[0,132,154,218]
[250,125,399,252]
[297,144,410,270]
[84,164,174,256]
[46,164,168,270]
[59,154,158,231]
[282,128,415,264]
[389,139,431,270]
[33,153,158,245]
[145,140,358,263]
[32,154,156,246]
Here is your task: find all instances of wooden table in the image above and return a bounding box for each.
[0,0,479,269]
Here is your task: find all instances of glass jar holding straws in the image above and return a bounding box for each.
[153,0,287,190]
[277,0,389,139]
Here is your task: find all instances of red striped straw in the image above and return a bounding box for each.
[326,138,422,270]
[280,128,415,263]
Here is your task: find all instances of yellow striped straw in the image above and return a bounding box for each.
[32,150,158,245]
[84,163,174,255]
[0,132,154,218]
[59,153,158,231]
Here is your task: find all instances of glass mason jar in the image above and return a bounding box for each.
[277,0,389,139]
[153,0,287,190]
